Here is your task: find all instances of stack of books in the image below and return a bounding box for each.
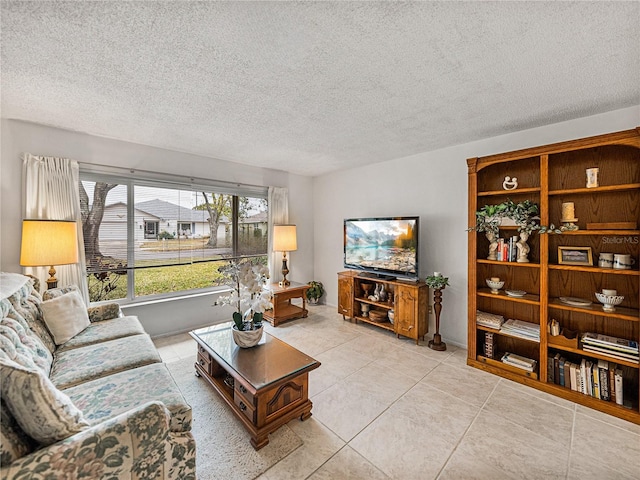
[581,333,639,364]
[476,310,504,329]
[500,319,540,342]
[501,352,537,372]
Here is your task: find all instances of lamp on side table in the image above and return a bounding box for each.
[273,224,297,287]
[20,219,79,289]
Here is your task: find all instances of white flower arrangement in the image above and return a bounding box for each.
[216,260,273,331]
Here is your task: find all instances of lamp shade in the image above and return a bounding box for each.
[20,220,79,267]
[273,224,297,252]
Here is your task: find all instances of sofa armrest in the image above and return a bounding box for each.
[87,302,123,322]
[1,401,172,480]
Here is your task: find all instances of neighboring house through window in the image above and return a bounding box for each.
[79,169,268,303]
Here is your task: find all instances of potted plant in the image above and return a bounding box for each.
[306,280,325,305]
[216,260,273,348]
[469,199,542,262]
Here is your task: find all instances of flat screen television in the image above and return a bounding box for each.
[344,216,419,281]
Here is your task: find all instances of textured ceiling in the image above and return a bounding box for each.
[2,1,639,177]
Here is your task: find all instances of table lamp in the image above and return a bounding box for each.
[273,224,297,287]
[20,219,79,289]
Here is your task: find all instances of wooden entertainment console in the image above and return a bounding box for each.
[338,271,428,344]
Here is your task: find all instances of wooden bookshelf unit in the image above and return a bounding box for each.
[467,127,640,425]
[338,271,428,344]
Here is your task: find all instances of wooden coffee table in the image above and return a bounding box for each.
[263,282,310,326]
[190,323,320,449]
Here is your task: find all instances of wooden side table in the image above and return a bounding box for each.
[263,282,310,327]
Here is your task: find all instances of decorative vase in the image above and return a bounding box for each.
[516,232,530,263]
[486,231,499,260]
[379,284,387,302]
[232,325,263,348]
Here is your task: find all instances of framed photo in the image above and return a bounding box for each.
[558,246,593,266]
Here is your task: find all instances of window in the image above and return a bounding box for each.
[79,171,268,303]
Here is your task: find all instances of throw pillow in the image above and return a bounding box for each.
[40,290,90,345]
[0,358,89,445]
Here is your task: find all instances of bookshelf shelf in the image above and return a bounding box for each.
[548,299,639,322]
[477,259,540,268]
[547,343,639,369]
[548,264,640,275]
[475,355,539,380]
[477,288,540,305]
[477,324,540,343]
[468,127,640,425]
[548,183,640,196]
[478,187,541,197]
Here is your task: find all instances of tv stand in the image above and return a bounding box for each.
[337,271,428,344]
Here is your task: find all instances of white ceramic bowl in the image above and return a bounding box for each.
[486,279,505,294]
[595,292,624,312]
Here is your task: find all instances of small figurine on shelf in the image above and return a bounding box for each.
[502,176,518,190]
[425,272,450,351]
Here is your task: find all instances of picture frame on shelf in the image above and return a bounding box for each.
[558,246,593,266]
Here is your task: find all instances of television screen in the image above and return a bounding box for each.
[344,217,419,280]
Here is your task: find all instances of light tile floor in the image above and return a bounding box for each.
[153,305,640,480]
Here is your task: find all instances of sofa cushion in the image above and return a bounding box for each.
[1,276,56,353]
[42,284,81,301]
[0,358,89,445]
[64,363,193,433]
[0,274,56,353]
[56,315,146,352]
[50,334,161,389]
[0,399,36,464]
[40,291,90,345]
[88,302,122,322]
[0,317,52,374]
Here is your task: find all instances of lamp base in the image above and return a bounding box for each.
[46,265,58,289]
[280,254,290,288]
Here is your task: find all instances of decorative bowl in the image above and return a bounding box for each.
[486,279,505,294]
[232,325,264,348]
[368,310,388,323]
[594,292,624,312]
[388,309,395,325]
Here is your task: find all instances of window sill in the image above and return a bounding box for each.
[114,287,231,309]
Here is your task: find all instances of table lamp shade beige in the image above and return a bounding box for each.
[273,224,297,287]
[20,219,79,289]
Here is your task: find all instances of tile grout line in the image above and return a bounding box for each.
[434,378,503,480]
[565,405,577,480]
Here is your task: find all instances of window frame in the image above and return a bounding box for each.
[79,167,268,304]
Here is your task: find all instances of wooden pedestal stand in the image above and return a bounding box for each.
[428,288,446,351]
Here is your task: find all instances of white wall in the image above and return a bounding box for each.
[2,108,638,340]
[312,105,640,348]
[0,119,314,336]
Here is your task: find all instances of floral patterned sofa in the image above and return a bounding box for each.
[0,273,196,479]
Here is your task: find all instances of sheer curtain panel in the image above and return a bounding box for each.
[267,187,289,284]
[22,153,89,304]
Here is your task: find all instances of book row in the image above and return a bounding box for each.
[494,236,519,262]
[548,353,624,405]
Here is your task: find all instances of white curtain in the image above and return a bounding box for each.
[22,153,90,304]
[267,186,289,284]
